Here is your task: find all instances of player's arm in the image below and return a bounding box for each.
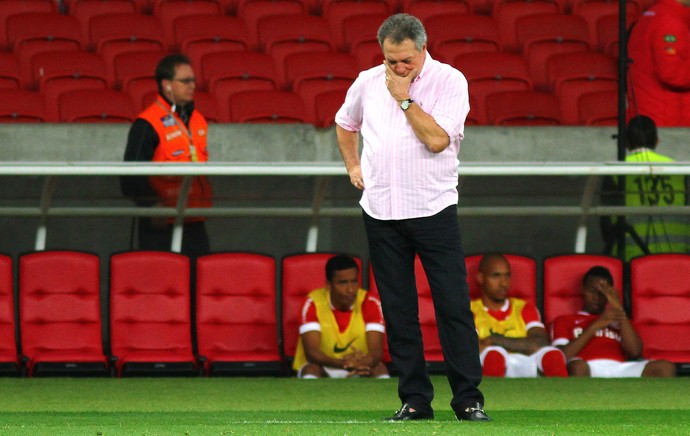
[599,283,643,359]
[301,331,347,369]
[557,316,609,360]
[487,326,550,355]
[336,124,363,190]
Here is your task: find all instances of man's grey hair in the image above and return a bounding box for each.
[377,13,427,51]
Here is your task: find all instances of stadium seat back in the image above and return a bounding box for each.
[465,254,538,306]
[578,89,618,126]
[0,254,19,374]
[0,0,56,50]
[630,254,690,363]
[0,89,47,123]
[486,90,561,125]
[19,251,107,376]
[426,14,501,62]
[196,252,284,375]
[280,253,362,361]
[228,90,307,124]
[59,89,137,123]
[110,251,196,376]
[543,254,623,326]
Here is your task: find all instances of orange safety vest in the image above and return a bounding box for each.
[139,96,212,220]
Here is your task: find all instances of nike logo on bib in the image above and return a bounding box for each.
[333,338,356,354]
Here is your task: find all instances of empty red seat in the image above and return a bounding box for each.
[6,12,84,89]
[281,253,363,363]
[112,49,165,91]
[202,51,280,121]
[196,253,284,375]
[0,254,19,375]
[257,14,335,82]
[192,90,222,123]
[110,251,198,377]
[69,0,137,47]
[465,254,537,305]
[31,50,109,122]
[542,254,623,327]
[0,0,55,51]
[547,51,618,124]
[0,89,47,122]
[630,254,690,364]
[314,88,347,128]
[493,0,561,52]
[515,13,591,91]
[408,0,470,24]
[578,89,618,125]
[89,13,166,80]
[229,90,308,123]
[154,0,222,50]
[572,0,640,47]
[426,14,501,63]
[174,15,250,72]
[59,89,137,123]
[341,13,388,54]
[0,53,21,89]
[240,0,307,49]
[453,52,532,125]
[284,51,359,124]
[323,0,391,51]
[19,251,108,376]
[486,90,561,125]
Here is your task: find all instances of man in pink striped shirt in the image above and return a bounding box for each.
[335,13,489,423]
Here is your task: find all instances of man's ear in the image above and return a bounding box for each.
[476,271,484,286]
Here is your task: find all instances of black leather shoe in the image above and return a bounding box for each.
[385,403,434,421]
[456,402,491,422]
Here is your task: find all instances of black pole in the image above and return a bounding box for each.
[616,0,629,258]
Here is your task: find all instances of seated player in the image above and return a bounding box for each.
[471,253,568,377]
[551,266,676,377]
[293,254,389,379]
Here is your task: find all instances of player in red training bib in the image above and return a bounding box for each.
[471,254,568,378]
[551,266,676,377]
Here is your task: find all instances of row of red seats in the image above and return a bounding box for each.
[0,6,633,67]
[0,85,616,126]
[2,250,689,377]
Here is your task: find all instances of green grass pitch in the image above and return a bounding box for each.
[0,376,689,435]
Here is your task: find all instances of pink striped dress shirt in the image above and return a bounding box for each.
[335,53,470,220]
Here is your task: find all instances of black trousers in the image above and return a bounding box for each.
[363,205,484,414]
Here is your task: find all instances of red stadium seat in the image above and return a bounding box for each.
[110,251,197,377]
[0,254,19,375]
[314,88,347,128]
[341,13,388,54]
[280,253,362,363]
[32,50,109,122]
[515,13,591,91]
[284,51,359,124]
[153,0,222,51]
[493,1,561,52]
[192,90,222,123]
[228,90,308,124]
[547,51,618,124]
[202,51,280,121]
[0,89,47,123]
[196,253,284,375]
[630,254,690,365]
[453,52,532,126]
[257,14,336,83]
[6,12,83,89]
[174,15,250,72]
[0,0,55,51]
[112,50,164,91]
[407,0,470,25]
[486,90,561,125]
[69,0,137,47]
[19,251,108,376]
[239,0,307,49]
[0,53,21,89]
[465,254,537,306]
[368,256,444,369]
[323,0,391,51]
[572,0,639,47]
[89,13,166,79]
[542,254,623,327]
[578,89,618,126]
[466,94,482,125]
[596,13,636,59]
[59,89,137,123]
[425,14,501,63]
